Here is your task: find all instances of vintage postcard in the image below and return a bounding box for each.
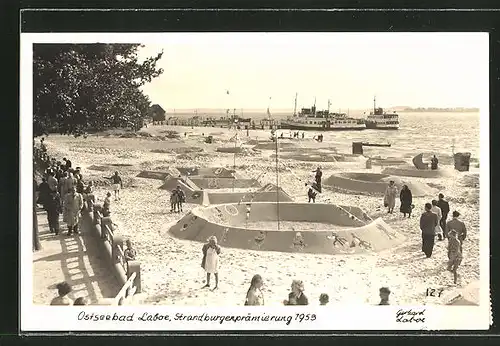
[21,32,490,331]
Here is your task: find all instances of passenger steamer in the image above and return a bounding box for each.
[365,96,400,130]
[279,95,366,131]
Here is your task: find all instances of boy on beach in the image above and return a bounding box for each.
[447,229,463,284]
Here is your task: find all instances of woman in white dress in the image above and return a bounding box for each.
[201,236,221,290]
[383,180,398,214]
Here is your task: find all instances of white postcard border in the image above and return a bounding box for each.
[20,32,491,331]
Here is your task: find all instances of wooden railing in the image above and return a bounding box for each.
[91,208,142,295]
[33,145,142,300]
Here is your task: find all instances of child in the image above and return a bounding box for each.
[170,189,178,213]
[319,293,329,305]
[201,236,222,290]
[447,230,462,284]
[50,282,73,305]
[124,239,137,262]
[379,287,391,305]
[103,192,112,217]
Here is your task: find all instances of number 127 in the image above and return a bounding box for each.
[426,288,444,297]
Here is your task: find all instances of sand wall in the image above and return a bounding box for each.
[324,172,436,197]
[382,165,454,178]
[206,191,293,205]
[168,203,405,255]
[189,177,261,189]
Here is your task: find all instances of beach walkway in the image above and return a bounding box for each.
[32,208,121,305]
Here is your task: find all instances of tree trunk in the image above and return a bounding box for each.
[33,178,41,251]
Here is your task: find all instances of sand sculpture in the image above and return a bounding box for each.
[323,172,436,197]
[136,171,171,180]
[168,202,405,255]
[159,169,286,205]
[412,153,429,170]
[381,165,453,178]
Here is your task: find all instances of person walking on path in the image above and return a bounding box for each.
[446,211,467,252]
[45,191,62,235]
[384,180,398,214]
[63,186,84,236]
[283,279,309,305]
[47,169,58,192]
[105,171,123,200]
[437,193,450,237]
[50,282,73,305]
[201,236,222,291]
[399,185,413,218]
[431,200,444,240]
[447,229,463,284]
[420,203,438,258]
[245,274,265,306]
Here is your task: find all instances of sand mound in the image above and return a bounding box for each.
[216,147,244,153]
[168,202,405,255]
[176,167,235,179]
[206,190,293,205]
[460,174,480,188]
[369,157,408,166]
[272,152,357,163]
[87,165,111,172]
[253,141,297,150]
[381,165,454,178]
[188,177,261,190]
[136,171,170,180]
[324,172,436,197]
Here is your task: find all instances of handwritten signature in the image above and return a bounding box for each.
[396,309,426,323]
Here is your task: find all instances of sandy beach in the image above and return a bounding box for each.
[41,114,480,307]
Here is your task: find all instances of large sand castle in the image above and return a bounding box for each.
[169,202,405,255]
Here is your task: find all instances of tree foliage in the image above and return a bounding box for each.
[33,44,163,137]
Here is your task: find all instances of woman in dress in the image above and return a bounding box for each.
[50,282,73,305]
[201,236,221,290]
[283,280,309,305]
[383,180,398,214]
[63,186,84,235]
[399,185,413,218]
[245,274,264,306]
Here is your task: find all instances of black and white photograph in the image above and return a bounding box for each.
[21,30,490,331]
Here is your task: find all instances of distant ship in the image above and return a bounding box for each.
[365,96,400,130]
[279,95,366,131]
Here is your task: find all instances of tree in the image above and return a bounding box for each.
[33,44,164,136]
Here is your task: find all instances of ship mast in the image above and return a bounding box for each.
[373,95,377,113]
[327,99,331,113]
[293,93,298,116]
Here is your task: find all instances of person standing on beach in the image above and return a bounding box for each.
[420,203,438,258]
[447,229,463,284]
[283,280,309,305]
[431,200,444,241]
[314,167,323,193]
[170,189,179,213]
[446,211,467,252]
[399,185,413,218]
[245,274,265,306]
[379,287,391,305]
[383,181,398,214]
[175,185,186,212]
[201,236,221,290]
[105,171,123,200]
[431,155,439,170]
[63,186,83,235]
[307,187,317,203]
[437,193,450,237]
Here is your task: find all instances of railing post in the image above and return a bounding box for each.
[113,235,124,266]
[101,216,113,240]
[127,261,141,293]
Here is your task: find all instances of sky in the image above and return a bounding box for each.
[138,33,488,111]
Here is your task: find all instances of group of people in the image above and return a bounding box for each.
[36,156,91,236]
[200,235,392,305]
[307,167,322,203]
[50,281,89,306]
[170,185,186,213]
[419,194,467,284]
